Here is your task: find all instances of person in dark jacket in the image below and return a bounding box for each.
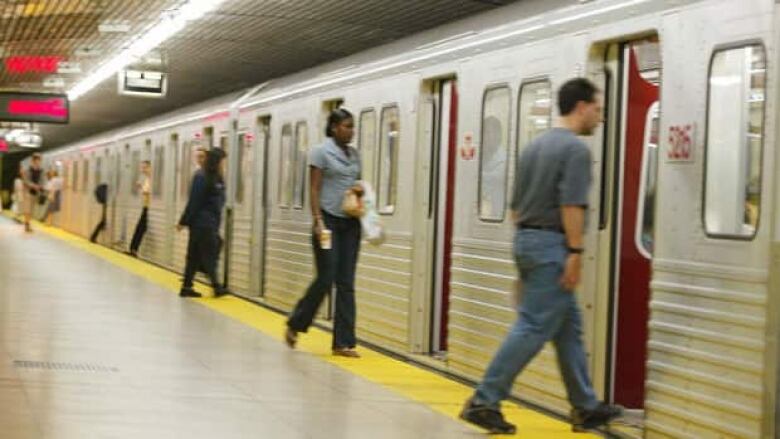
[22,153,44,233]
[90,183,109,243]
[177,148,229,298]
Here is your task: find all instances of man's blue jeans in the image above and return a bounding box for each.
[474,229,598,411]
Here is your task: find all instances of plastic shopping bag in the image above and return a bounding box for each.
[358,181,385,246]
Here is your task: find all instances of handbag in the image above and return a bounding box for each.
[37,191,47,205]
[342,186,365,218]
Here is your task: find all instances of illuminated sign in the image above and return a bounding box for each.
[4,56,63,74]
[0,92,69,124]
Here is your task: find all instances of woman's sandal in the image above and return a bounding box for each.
[332,347,360,358]
[284,328,298,349]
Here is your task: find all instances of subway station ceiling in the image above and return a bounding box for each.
[0,0,520,150]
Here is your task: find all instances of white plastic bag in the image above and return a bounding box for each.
[358,181,385,246]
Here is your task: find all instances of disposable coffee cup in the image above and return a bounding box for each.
[320,228,332,250]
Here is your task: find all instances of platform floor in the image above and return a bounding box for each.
[0,216,601,438]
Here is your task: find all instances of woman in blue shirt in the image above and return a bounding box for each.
[177,148,229,298]
[286,108,362,357]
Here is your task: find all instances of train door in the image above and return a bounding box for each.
[225,128,255,295]
[251,116,271,296]
[109,150,120,246]
[594,37,660,409]
[411,77,458,354]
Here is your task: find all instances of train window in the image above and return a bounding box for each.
[95,157,103,186]
[62,161,69,190]
[72,161,79,192]
[278,124,294,207]
[131,150,141,196]
[704,43,766,238]
[153,146,164,198]
[180,142,192,199]
[359,109,377,188]
[479,85,511,222]
[82,159,89,192]
[517,80,552,155]
[236,134,248,205]
[378,106,400,214]
[637,103,660,256]
[293,122,309,209]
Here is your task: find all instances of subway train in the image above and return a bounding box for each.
[37,0,779,437]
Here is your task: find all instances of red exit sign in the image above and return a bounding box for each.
[4,56,63,74]
[0,92,69,124]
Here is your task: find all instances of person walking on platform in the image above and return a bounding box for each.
[43,169,63,226]
[285,108,363,358]
[128,160,151,257]
[460,78,622,434]
[22,153,44,233]
[177,148,229,299]
[90,183,109,243]
[11,165,25,220]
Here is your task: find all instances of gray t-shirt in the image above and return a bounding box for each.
[309,137,361,218]
[510,127,592,229]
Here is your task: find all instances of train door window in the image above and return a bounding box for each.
[204,126,214,148]
[378,105,400,214]
[704,43,766,238]
[95,156,103,185]
[321,98,344,142]
[131,150,141,196]
[62,161,69,190]
[478,85,511,222]
[293,121,309,209]
[72,161,79,192]
[517,80,552,155]
[636,103,660,256]
[170,134,179,199]
[219,135,227,150]
[153,145,164,198]
[82,158,89,192]
[359,109,377,187]
[236,133,249,205]
[278,124,294,207]
[181,141,192,198]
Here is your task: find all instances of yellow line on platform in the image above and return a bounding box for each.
[25,217,598,438]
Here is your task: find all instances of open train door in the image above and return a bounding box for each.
[592,36,660,412]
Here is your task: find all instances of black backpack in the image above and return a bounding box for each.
[94,183,108,205]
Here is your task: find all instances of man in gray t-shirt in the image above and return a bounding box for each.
[460,78,622,434]
[511,128,592,229]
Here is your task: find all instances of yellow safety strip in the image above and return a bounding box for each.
[24,218,598,438]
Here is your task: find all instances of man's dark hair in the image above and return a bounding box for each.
[558,78,599,116]
[142,160,151,166]
[31,153,42,160]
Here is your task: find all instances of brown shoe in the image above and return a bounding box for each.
[332,348,360,358]
[284,328,298,349]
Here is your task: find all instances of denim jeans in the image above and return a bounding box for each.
[474,229,598,411]
[287,212,361,349]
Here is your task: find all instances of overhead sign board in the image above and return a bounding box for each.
[118,69,167,98]
[0,92,69,124]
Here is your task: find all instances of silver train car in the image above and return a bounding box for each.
[40,0,780,437]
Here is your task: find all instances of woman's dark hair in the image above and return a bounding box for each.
[204,147,226,189]
[325,108,354,138]
[558,78,599,116]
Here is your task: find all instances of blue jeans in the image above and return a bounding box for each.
[287,212,361,349]
[474,229,598,411]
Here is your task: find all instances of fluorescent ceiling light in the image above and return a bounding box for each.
[68,0,225,101]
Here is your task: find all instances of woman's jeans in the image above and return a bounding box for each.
[474,229,598,411]
[288,212,361,349]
